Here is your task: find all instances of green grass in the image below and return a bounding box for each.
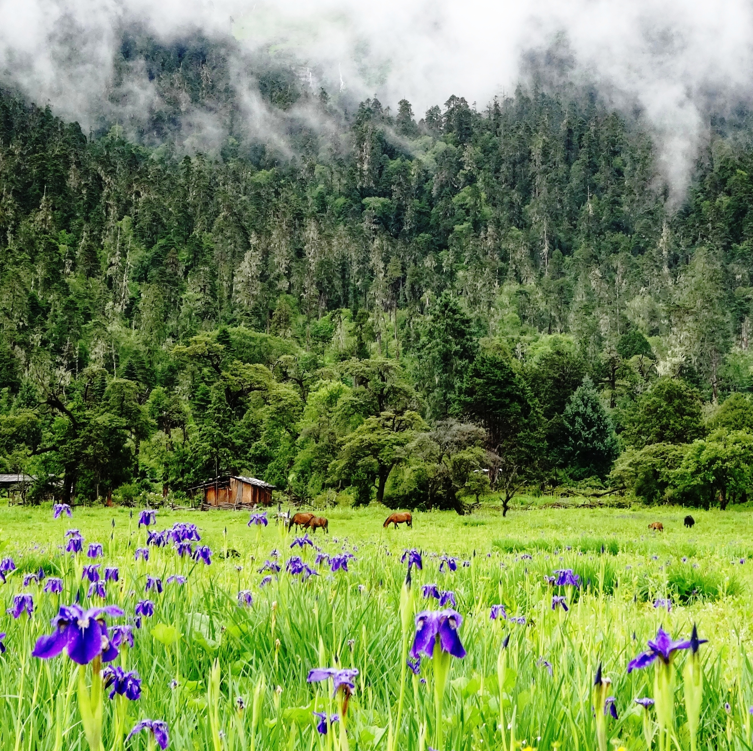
[0,502,750,750]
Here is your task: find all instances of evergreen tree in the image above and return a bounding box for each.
[561,377,618,480]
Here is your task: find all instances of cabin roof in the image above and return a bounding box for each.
[0,474,35,486]
[188,475,275,492]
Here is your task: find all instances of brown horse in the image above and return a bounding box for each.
[305,516,329,534]
[288,512,315,531]
[648,521,664,531]
[384,512,412,529]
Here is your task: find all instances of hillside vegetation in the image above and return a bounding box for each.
[3,37,753,510]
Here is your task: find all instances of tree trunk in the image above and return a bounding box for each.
[376,466,389,505]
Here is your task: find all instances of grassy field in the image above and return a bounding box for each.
[0,501,751,750]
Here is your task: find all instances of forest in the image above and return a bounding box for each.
[3,34,753,512]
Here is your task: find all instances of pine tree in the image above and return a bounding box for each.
[561,377,618,480]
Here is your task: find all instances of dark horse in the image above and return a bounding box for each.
[684,515,695,528]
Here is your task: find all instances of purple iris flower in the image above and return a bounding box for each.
[552,595,569,611]
[0,633,5,653]
[635,698,655,709]
[248,512,268,527]
[238,591,253,607]
[31,604,124,664]
[170,522,200,542]
[175,540,192,557]
[104,567,119,582]
[66,536,83,554]
[135,600,155,618]
[44,578,64,594]
[103,666,142,700]
[146,577,163,594]
[192,546,212,565]
[65,529,80,538]
[604,697,618,719]
[313,711,339,735]
[330,555,351,572]
[422,584,440,600]
[135,548,149,562]
[23,573,38,587]
[8,594,33,619]
[410,609,466,660]
[401,549,423,570]
[110,625,134,649]
[166,575,186,585]
[307,667,359,697]
[653,598,672,611]
[543,575,556,585]
[439,591,456,608]
[147,530,169,547]
[439,556,458,573]
[138,510,157,528]
[260,576,273,587]
[490,604,507,620]
[82,564,100,582]
[53,504,72,519]
[0,558,16,573]
[127,720,169,750]
[286,556,316,578]
[407,657,421,675]
[286,556,305,574]
[553,569,581,587]
[88,581,106,599]
[291,535,313,549]
[537,657,553,676]
[259,561,281,574]
[87,543,103,559]
[315,553,330,565]
[627,627,706,672]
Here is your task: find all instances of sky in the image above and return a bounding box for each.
[1,0,753,197]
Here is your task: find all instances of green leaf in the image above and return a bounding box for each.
[150,623,181,645]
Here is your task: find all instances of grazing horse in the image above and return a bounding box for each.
[383,512,412,529]
[648,521,664,531]
[684,515,695,528]
[288,512,315,531]
[305,516,329,534]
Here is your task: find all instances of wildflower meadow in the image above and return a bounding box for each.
[0,503,752,751]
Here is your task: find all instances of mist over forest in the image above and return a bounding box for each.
[3,8,753,511]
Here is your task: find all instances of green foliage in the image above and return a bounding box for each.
[4,68,753,510]
[621,378,705,448]
[561,377,619,480]
[610,443,690,503]
[675,430,753,509]
[458,349,544,511]
[707,392,753,432]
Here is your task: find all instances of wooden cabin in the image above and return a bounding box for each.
[190,475,275,509]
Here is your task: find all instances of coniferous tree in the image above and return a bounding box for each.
[561,377,619,480]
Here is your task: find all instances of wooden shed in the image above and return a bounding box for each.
[191,475,275,509]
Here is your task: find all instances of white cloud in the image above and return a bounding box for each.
[1,0,753,197]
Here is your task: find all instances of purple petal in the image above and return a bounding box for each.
[437,610,466,659]
[32,631,69,660]
[66,619,105,665]
[627,651,658,673]
[411,611,439,659]
[307,668,335,683]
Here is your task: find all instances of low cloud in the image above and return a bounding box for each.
[1,0,753,199]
